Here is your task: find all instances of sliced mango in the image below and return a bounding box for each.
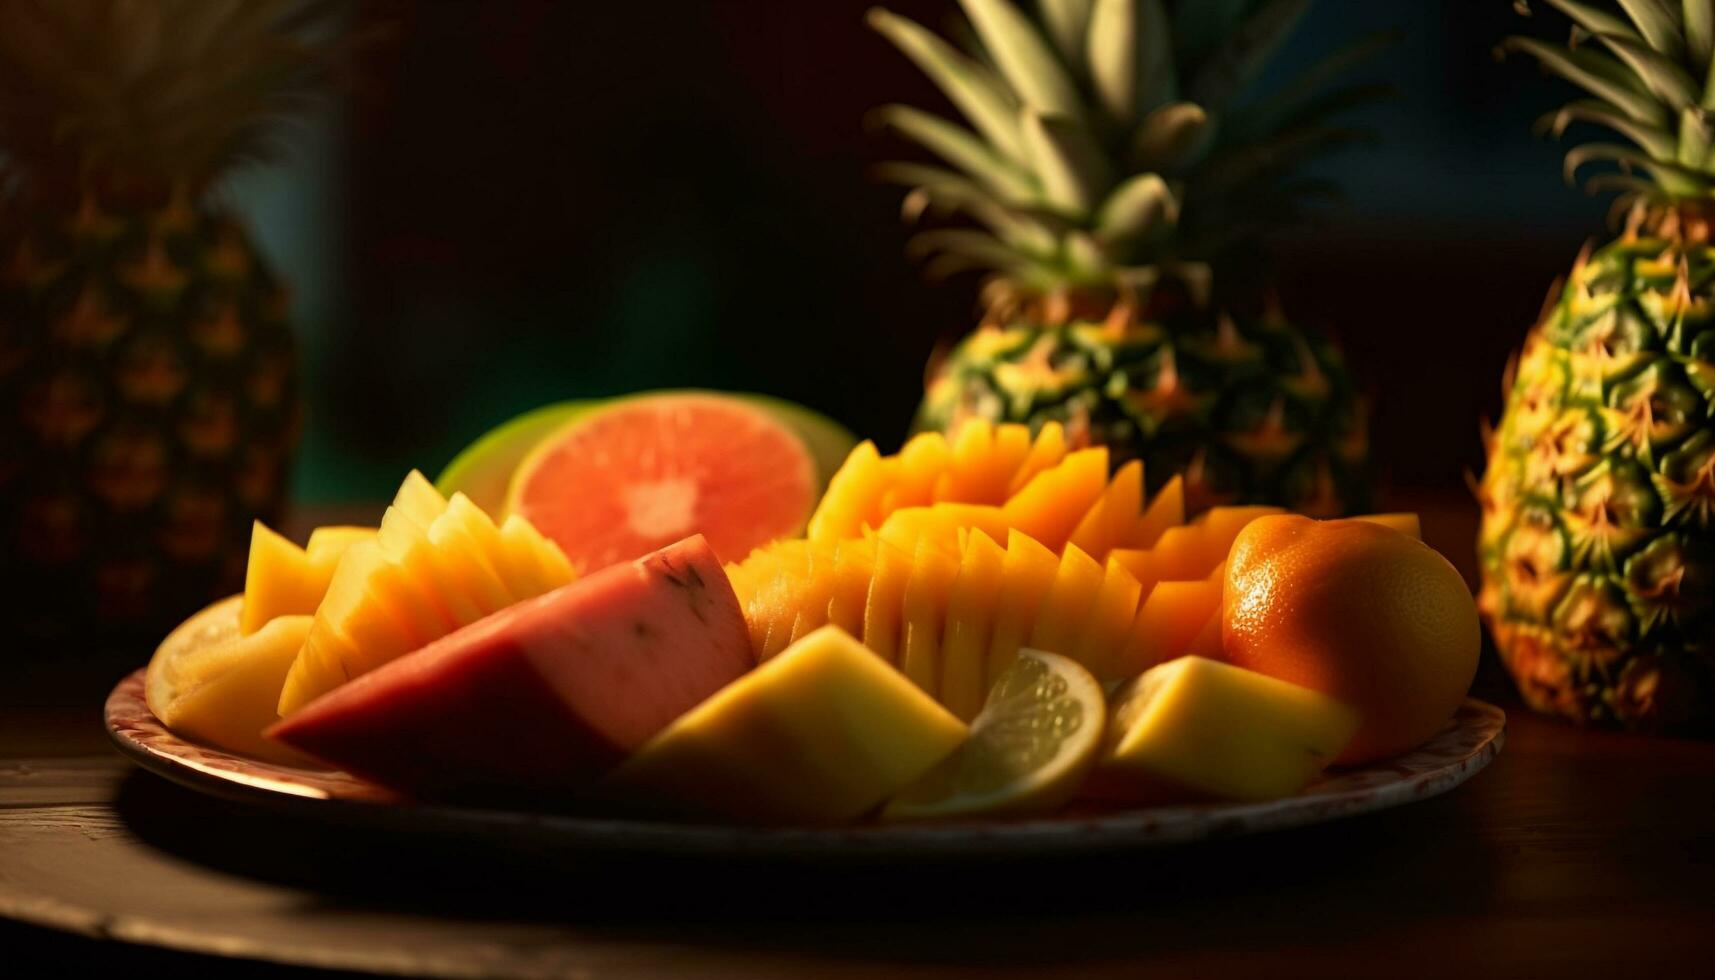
[1115,579,1222,678]
[984,530,1060,689]
[900,539,960,697]
[939,529,1007,721]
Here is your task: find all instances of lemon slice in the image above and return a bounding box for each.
[882,648,1105,820]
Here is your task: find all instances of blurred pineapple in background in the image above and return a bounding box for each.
[872,0,1386,515]
[0,1,350,640]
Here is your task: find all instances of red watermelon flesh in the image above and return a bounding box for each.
[267,535,754,802]
[509,393,816,571]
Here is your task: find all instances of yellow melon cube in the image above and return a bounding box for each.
[939,530,1007,721]
[1093,656,1359,803]
[607,625,968,823]
[984,530,1061,689]
[1028,544,1105,659]
[1114,579,1222,677]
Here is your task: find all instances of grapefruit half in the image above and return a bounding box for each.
[507,393,818,571]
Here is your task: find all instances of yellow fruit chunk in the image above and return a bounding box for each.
[985,530,1060,688]
[788,546,839,645]
[1007,421,1068,495]
[886,431,950,511]
[1197,505,1286,556]
[240,522,377,635]
[1028,543,1105,658]
[1138,524,1209,580]
[939,419,1033,503]
[1353,512,1422,539]
[607,625,968,823]
[1068,460,1143,559]
[1092,656,1359,803]
[1003,448,1109,551]
[146,595,315,763]
[939,530,1007,721]
[901,540,959,696]
[826,537,878,638]
[277,472,576,716]
[875,503,1009,554]
[1072,558,1144,680]
[1126,474,1184,548]
[862,538,914,665]
[1115,579,1222,677]
[885,648,1105,820]
[808,441,891,543]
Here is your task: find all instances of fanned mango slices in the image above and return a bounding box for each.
[277,472,576,716]
[240,522,376,635]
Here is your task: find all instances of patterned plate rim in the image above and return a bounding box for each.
[105,668,1506,859]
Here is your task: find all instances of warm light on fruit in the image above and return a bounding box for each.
[1222,515,1480,764]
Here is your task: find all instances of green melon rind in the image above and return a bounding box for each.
[435,391,858,519]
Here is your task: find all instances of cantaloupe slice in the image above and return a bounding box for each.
[1115,579,1223,677]
[985,530,1061,689]
[1073,558,1145,680]
[862,538,914,665]
[1028,544,1105,658]
[939,529,1007,721]
[901,540,960,696]
[1068,460,1143,560]
[1003,448,1110,552]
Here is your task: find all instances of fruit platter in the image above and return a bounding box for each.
[108,390,1503,858]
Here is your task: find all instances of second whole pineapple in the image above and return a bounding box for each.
[870,0,1381,515]
[1482,0,1715,731]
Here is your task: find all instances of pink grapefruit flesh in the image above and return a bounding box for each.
[508,394,816,571]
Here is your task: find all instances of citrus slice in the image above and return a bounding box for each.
[882,647,1105,820]
[507,393,818,571]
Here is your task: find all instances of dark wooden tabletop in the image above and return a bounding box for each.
[4,494,1713,978]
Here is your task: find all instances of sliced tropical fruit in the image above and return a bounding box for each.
[1068,460,1143,559]
[1125,474,1184,548]
[146,595,315,763]
[270,535,753,800]
[435,392,857,517]
[240,521,376,635]
[1114,579,1223,678]
[1028,543,1105,657]
[509,392,817,572]
[1089,656,1359,804]
[938,529,1007,721]
[985,530,1061,687]
[277,472,575,716]
[1003,448,1109,551]
[606,625,967,824]
[884,648,1104,820]
[900,538,959,696]
[861,537,914,666]
[1071,558,1145,680]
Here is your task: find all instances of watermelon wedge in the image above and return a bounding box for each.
[507,392,818,571]
[267,535,754,802]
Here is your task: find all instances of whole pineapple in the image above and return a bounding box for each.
[869,0,1382,514]
[0,1,343,639]
[1481,0,1715,730]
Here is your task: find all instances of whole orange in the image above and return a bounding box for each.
[1222,515,1480,765]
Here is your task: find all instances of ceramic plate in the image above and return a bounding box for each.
[105,668,1505,859]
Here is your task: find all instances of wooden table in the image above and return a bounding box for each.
[4,496,1713,977]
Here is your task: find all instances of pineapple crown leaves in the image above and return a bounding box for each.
[1505,0,1715,204]
[867,0,1390,302]
[0,0,372,203]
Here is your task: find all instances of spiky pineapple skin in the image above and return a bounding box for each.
[1478,229,1715,732]
[914,300,1371,517]
[0,198,299,639]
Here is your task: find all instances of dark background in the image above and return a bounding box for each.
[243,0,1605,504]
